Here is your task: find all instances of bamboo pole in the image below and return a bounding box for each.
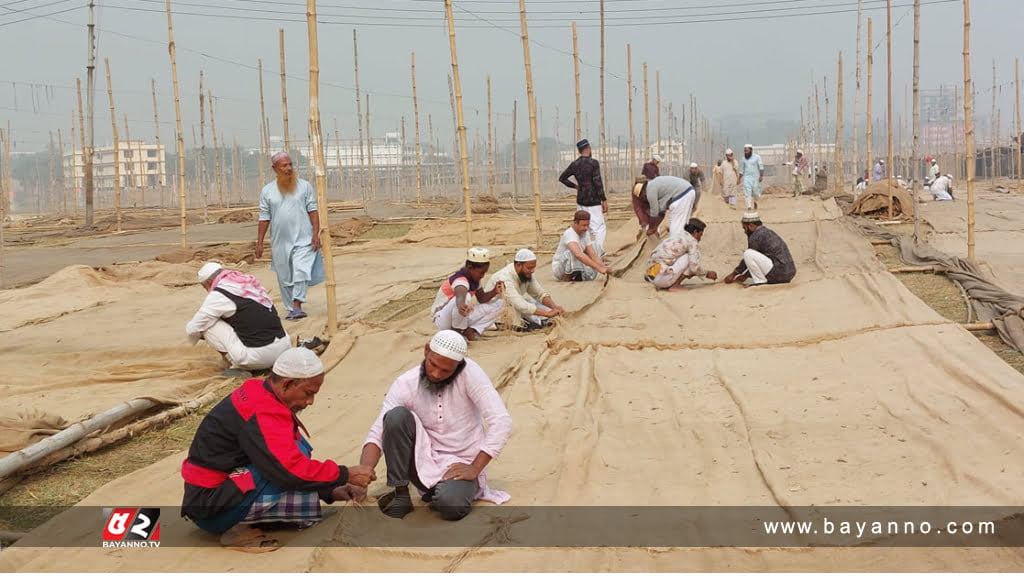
[643,62,650,160]
[1011,57,1019,192]
[487,75,494,196]
[279,29,291,154]
[334,119,345,199]
[854,0,863,174]
[365,95,376,201]
[306,0,338,335]
[232,136,240,206]
[104,58,122,232]
[599,0,606,163]
[512,100,519,202]
[835,52,844,195]
[76,81,87,214]
[963,0,976,260]
[150,79,163,208]
[572,21,581,142]
[123,114,133,207]
[47,131,56,214]
[991,60,997,179]
[165,0,187,247]
[955,84,962,180]
[656,70,662,155]
[444,0,473,246]
[815,82,822,185]
[411,52,423,206]
[257,59,268,188]
[353,30,365,200]
[198,74,209,216]
[886,0,894,218]
[627,44,634,176]
[519,0,543,249]
[57,128,67,214]
[912,0,921,240]
[867,18,874,181]
[0,128,6,287]
[209,91,222,212]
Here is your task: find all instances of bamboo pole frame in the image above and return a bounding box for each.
[854,0,863,174]
[643,62,649,160]
[572,21,581,142]
[258,59,268,188]
[962,0,976,260]
[991,60,997,180]
[1016,58,1021,194]
[886,0,894,218]
[199,72,208,216]
[512,100,519,202]
[0,128,6,287]
[866,18,874,181]
[353,30,365,200]
[656,71,661,155]
[150,79,162,208]
[444,0,473,246]
[76,79,87,215]
[912,0,921,240]
[57,128,67,214]
[306,0,338,335]
[165,0,187,247]
[365,95,376,200]
[599,0,606,163]
[835,52,844,195]
[279,29,291,154]
[627,44,634,176]
[519,0,543,249]
[412,52,423,206]
[123,114,133,207]
[48,131,56,214]
[71,115,78,215]
[209,91,222,211]
[104,58,122,232]
[487,75,494,197]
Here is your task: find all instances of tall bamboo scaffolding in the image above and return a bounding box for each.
[353,30,365,200]
[599,0,606,162]
[519,0,542,249]
[835,52,844,195]
[150,79,162,207]
[572,22,581,142]
[854,0,863,173]
[278,29,291,154]
[643,62,650,159]
[104,58,122,232]
[991,60,997,179]
[165,0,187,246]
[487,75,494,196]
[962,0,976,259]
[209,91,222,211]
[656,71,662,154]
[257,59,268,187]
[1017,58,1021,193]
[815,83,822,182]
[199,73,209,214]
[411,52,423,206]
[627,44,634,176]
[57,128,67,214]
[76,81,86,215]
[305,0,337,335]
[512,100,519,201]
[866,18,874,179]
[912,0,921,240]
[444,0,473,245]
[124,115,135,207]
[886,0,894,218]
[365,95,376,200]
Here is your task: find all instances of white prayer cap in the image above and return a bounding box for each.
[879,159,885,163]
[741,211,761,223]
[271,151,289,164]
[467,246,491,264]
[743,143,753,149]
[689,162,698,168]
[796,149,804,155]
[273,347,324,379]
[429,330,468,362]
[946,173,953,179]
[198,261,223,283]
[725,148,734,155]
[651,154,662,162]
[514,248,537,262]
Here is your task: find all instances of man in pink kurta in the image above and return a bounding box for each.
[358,330,513,520]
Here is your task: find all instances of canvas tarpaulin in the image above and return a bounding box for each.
[3,196,1024,570]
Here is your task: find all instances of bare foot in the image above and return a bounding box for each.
[666,285,690,293]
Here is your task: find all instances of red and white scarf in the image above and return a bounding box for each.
[210,270,274,309]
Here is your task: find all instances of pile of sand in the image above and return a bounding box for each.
[848,181,916,219]
[473,194,500,214]
[91,213,203,232]
[216,209,256,223]
[328,216,374,242]
[763,184,792,195]
[155,243,257,266]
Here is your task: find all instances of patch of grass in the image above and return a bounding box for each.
[0,383,234,534]
[359,223,413,240]
[363,287,436,323]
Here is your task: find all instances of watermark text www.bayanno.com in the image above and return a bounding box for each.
[764,517,997,540]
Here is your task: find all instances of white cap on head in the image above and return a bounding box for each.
[690,162,698,168]
[725,148,734,155]
[429,330,468,362]
[652,154,662,162]
[880,159,885,163]
[198,261,223,283]
[797,149,804,155]
[271,151,289,164]
[467,246,491,264]
[514,248,537,262]
[946,173,953,179]
[741,211,761,223]
[273,347,324,379]
[743,144,753,149]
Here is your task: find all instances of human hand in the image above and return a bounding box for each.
[458,303,473,317]
[255,243,264,259]
[330,484,366,502]
[551,305,565,315]
[706,270,718,281]
[346,465,377,487]
[443,462,481,482]
[601,201,608,214]
[759,175,763,183]
[724,273,736,284]
[311,231,321,252]
[493,281,505,294]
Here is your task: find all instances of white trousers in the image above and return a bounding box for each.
[433,297,504,335]
[667,193,696,237]
[649,254,692,289]
[577,204,606,250]
[203,320,292,370]
[742,249,775,284]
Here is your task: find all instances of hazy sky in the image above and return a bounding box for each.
[2,0,1022,152]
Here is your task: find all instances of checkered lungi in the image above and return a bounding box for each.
[242,487,322,524]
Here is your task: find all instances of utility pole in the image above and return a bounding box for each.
[85,0,97,227]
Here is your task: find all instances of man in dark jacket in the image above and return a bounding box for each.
[724,212,797,286]
[558,138,607,251]
[181,347,375,552]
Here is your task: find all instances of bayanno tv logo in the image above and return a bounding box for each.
[101,507,161,548]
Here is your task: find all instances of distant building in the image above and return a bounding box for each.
[64,141,167,190]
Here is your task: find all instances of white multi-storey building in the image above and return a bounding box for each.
[64,141,167,189]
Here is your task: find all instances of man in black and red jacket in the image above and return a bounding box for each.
[181,347,375,552]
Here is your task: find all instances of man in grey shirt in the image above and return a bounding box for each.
[636,176,698,239]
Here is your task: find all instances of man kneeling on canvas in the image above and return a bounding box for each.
[644,218,718,291]
[181,347,375,553]
[552,210,611,282]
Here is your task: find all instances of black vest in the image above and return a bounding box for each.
[215,288,286,348]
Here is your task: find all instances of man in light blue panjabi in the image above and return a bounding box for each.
[738,144,764,211]
[255,152,325,321]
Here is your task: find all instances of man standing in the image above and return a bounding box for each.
[928,157,941,185]
[738,144,764,210]
[552,210,612,282]
[181,347,375,552]
[720,149,740,207]
[484,249,565,330]
[432,247,505,341]
[641,154,661,181]
[928,173,955,201]
[256,152,325,321]
[644,218,718,292]
[186,262,293,378]
[634,175,697,239]
[872,159,886,182]
[360,330,513,521]
[688,163,706,206]
[785,149,810,196]
[558,138,608,251]
[724,212,796,286]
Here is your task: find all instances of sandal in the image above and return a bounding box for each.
[219,525,281,554]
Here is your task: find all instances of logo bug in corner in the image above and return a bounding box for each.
[101,507,161,548]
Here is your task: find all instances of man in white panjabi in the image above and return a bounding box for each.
[255,152,325,321]
[552,210,611,282]
[485,249,565,331]
[186,262,292,378]
[431,247,505,341]
[720,149,741,207]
